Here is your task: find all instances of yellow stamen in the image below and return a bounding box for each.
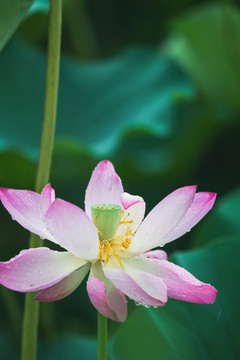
[120,213,133,224]
[97,209,134,266]
[119,210,133,225]
[94,214,102,235]
[105,241,112,263]
[114,253,123,267]
[93,213,98,224]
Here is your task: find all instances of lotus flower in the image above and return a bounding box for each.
[0,161,217,322]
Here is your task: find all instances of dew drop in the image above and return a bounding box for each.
[11,216,16,221]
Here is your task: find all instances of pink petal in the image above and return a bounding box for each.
[132,256,217,304]
[127,186,197,255]
[87,262,127,322]
[35,263,90,302]
[163,192,217,244]
[116,192,145,236]
[120,192,145,210]
[85,161,124,218]
[141,250,168,260]
[41,184,55,214]
[104,260,167,306]
[0,188,55,242]
[45,199,99,261]
[0,248,86,292]
[153,260,217,304]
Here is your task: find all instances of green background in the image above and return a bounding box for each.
[0,0,239,359]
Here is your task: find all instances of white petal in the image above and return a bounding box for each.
[45,199,99,260]
[104,258,167,306]
[163,192,216,244]
[35,263,90,302]
[127,186,197,255]
[85,161,123,218]
[41,184,55,214]
[0,188,55,242]
[0,248,86,292]
[116,192,145,236]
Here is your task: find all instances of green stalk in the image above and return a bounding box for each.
[98,312,108,360]
[21,1,62,359]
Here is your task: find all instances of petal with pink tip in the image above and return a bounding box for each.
[120,192,145,210]
[126,256,217,304]
[41,184,55,214]
[45,199,99,261]
[35,263,90,302]
[153,259,217,304]
[116,192,145,236]
[0,248,86,292]
[0,188,55,242]
[163,192,217,244]
[87,262,127,322]
[85,161,124,218]
[141,250,168,260]
[104,260,167,306]
[127,186,197,255]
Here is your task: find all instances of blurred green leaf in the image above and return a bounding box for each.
[1,38,240,206]
[39,334,98,360]
[0,332,18,359]
[112,237,240,360]
[0,150,36,188]
[0,0,34,51]
[0,39,193,170]
[191,186,240,248]
[28,0,49,15]
[28,0,69,15]
[165,4,240,110]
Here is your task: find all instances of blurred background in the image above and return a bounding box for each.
[0,0,240,359]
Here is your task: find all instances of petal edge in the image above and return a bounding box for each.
[0,248,86,292]
[85,161,124,218]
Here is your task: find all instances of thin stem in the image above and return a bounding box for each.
[98,312,108,360]
[21,1,62,359]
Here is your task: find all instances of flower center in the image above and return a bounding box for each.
[91,204,134,265]
[91,204,122,241]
